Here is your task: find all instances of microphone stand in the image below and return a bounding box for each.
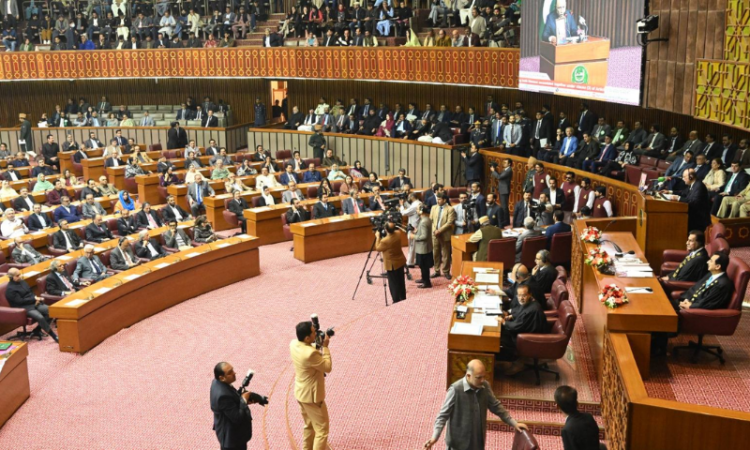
[598,219,623,253]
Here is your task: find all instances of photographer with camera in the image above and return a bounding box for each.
[210,362,268,450]
[461,143,484,186]
[290,320,333,450]
[375,222,408,303]
[400,192,422,267]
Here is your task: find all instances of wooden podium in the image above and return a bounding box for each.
[635,193,688,269]
[540,37,610,87]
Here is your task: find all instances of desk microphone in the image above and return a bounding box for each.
[599,219,623,253]
[647,177,666,183]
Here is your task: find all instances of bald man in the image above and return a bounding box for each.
[426,359,527,449]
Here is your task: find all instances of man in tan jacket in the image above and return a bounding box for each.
[290,321,332,450]
[375,223,408,303]
[430,193,456,279]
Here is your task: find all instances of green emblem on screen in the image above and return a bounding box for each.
[572,65,589,84]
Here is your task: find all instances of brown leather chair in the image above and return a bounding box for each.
[307,186,319,199]
[38,274,65,305]
[640,155,659,168]
[549,232,572,268]
[275,149,292,160]
[251,196,264,207]
[708,222,726,243]
[624,164,643,186]
[556,265,568,284]
[0,252,29,275]
[511,429,540,450]
[0,282,42,341]
[657,159,672,171]
[520,236,547,271]
[516,300,577,385]
[673,256,750,364]
[222,198,240,229]
[545,279,569,318]
[487,238,515,269]
[148,144,162,152]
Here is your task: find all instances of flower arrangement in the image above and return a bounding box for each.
[584,247,611,268]
[448,275,478,303]
[598,284,629,309]
[580,227,602,244]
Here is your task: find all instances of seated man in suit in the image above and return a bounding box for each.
[388,169,411,191]
[513,191,537,228]
[286,199,310,224]
[46,260,88,297]
[53,219,84,252]
[554,386,603,450]
[671,252,733,313]
[73,245,110,283]
[54,196,82,223]
[515,217,542,263]
[117,208,139,236]
[11,236,49,265]
[280,163,299,186]
[228,190,249,233]
[85,214,114,243]
[661,230,709,283]
[163,220,193,251]
[662,150,696,191]
[497,284,547,368]
[161,195,192,223]
[6,268,58,342]
[342,189,369,215]
[110,237,140,271]
[544,210,571,249]
[82,193,106,219]
[281,180,304,204]
[135,230,167,260]
[136,203,163,230]
[530,250,558,294]
[711,161,750,216]
[188,173,215,216]
[13,188,35,212]
[302,163,322,183]
[28,204,52,232]
[369,186,388,212]
[313,192,337,219]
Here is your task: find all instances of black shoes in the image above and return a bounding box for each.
[430,272,441,279]
[418,284,432,289]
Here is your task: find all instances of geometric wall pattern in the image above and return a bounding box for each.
[725,0,750,62]
[0,48,519,88]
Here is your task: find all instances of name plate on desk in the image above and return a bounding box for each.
[154,262,171,269]
[185,252,202,258]
[123,274,141,281]
[66,299,89,307]
[94,287,111,295]
[301,223,316,227]
[215,243,231,248]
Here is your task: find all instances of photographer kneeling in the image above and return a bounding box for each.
[376,222,408,303]
[210,362,267,450]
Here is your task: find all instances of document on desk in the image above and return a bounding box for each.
[301,223,316,227]
[503,230,520,238]
[94,287,111,295]
[625,287,654,294]
[476,273,500,284]
[471,313,500,327]
[450,322,484,336]
[123,274,141,281]
[473,267,499,273]
[473,293,502,310]
[618,271,654,278]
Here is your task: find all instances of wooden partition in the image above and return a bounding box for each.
[0,124,252,155]
[603,332,750,450]
[248,129,456,189]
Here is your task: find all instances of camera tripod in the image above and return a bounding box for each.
[351,234,412,307]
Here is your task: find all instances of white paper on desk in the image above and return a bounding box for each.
[31,230,45,235]
[94,247,105,252]
[236,234,250,239]
[177,225,188,229]
[476,273,500,284]
[473,294,502,310]
[123,274,141,281]
[625,287,653,294]
[301,223,316,227]
[503,230,520,238]
[450,322,484,336]
[253,206,272,212]
[154,263,171,269]
[216,243,231,248]
[619,271,653,278]
[477,284,503,294]
[471,313,500,327]
[485,308,503,316]
[23,270,40,278]
[56,255,72,260]
[0,359,6,373]
[94,287,111,295]
[185,252,202,258]
[66,299,88,307]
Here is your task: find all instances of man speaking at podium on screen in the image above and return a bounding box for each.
[542,0,578,44]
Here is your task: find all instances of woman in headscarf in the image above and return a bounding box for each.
[403,28,421,47]
[160,166,180,187]
[375,112,395,138]
[0,180,19,198]
[114,190,141,213]
[350,160,369,179]
[31,174,53,193]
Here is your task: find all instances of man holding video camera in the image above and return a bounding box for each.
[210,362,267,450]
[290,321,333,450]
[376,222,408,303]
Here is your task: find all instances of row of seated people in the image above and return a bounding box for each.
[0,215,222,343]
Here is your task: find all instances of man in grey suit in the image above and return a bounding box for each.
[110,237,140,271]
[634,124,666,156]
[515,217,542,263]
[490,158,512,220]
[342,190,368,215]
[667,130,703,162]
[281,181,304,204]
[591,117,611,144]
[82,193,107,219]
[11,237,49,265]
[187,173,215,216]
[73,245,110,282]
[411,204,433,288]
[139,111,155,127]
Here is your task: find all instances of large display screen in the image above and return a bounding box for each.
[518,0,647,106]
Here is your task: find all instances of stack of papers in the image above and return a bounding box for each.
[471,313,500,327]
[476,273,500,284]
[472,293,502,310]
[503,230,520,238]
[450,323,484,336]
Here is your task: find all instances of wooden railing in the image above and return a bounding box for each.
[247,128,457,190]
[0,48,519,88]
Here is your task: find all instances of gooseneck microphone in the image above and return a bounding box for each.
[599,219,623,253]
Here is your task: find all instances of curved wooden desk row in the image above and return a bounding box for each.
[248,128,455,194]
[0,48,519,87]
[49,235,260,354]
[0,123,254,156]
[0,341,29,429]
[480,149,689,268]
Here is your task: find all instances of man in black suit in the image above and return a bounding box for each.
[28,204,52,232]
[710,161,749,215]
[117,209,139,236]
[576,103,597,136]
[567,133,599,170]
[6,268,59,342]
[388,169,412,191]
[285,106,305,130]
[161,195,191,223]
[167,122,188,149]
[211,362,265,450]
[46,260,87,297]
[322,28,337,46]
[700,133,720,161]
[41,134,61,170]
[313,193,337,219]
[461,145,483,185]
[490,158,512,220]
[286,199,310,224]
[135,230,167,260]
[720,134,738,166]
[665,168,711,235]
[202,110,219,128]
[228,190,248,233]
[530,250,558,294]
[484,193,506,227]
[672,253,733,312]
[556,111,571,133]
[52,220,84,252]
[661,230,709,283]
[513,191,536,228]
[85,214,114,243]
[543,177,565,212]
[175,103,194,121]
[135,203,163,229]
[555,385,602,450]
[544,210,571,250]
[369,187,387,212]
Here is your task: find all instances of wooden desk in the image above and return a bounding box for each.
[451,234,478,279]
[0,342,29,428]
[290,212,381,262]
[635,193,688,268]
[577,230,678,378]
[81,158,106,181]
[446,261,503,388]
[50,235,260,353]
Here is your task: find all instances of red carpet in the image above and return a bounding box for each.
[0,243,569,449]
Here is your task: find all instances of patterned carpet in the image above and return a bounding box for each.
[0,242,573,450]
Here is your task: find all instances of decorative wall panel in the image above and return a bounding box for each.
[725,0,750,62]
[694,59,750,131]
[0,48,519,88]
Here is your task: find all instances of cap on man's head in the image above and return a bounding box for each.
[478,216,490,225]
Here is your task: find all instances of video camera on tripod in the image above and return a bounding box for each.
[370,200,406,237]
[236,369,269,406]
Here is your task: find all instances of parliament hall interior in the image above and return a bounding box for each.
[1,0,750,449]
